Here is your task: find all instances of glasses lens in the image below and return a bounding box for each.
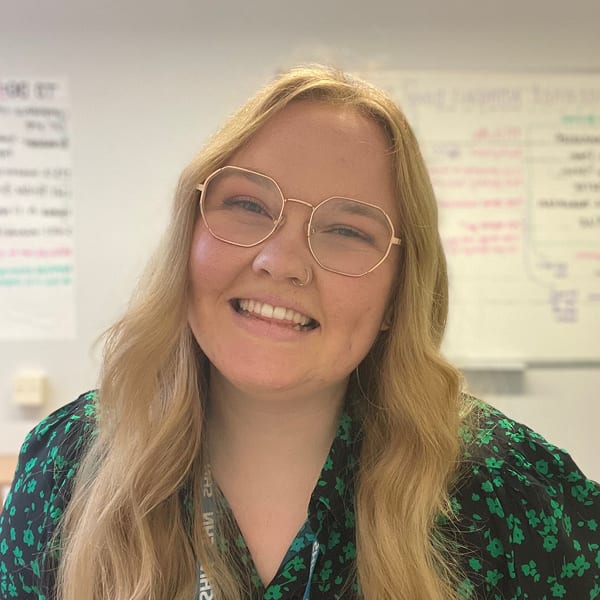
[201,167,283,246]
[310,198,393,275]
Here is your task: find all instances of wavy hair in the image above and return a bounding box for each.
[55,65,467,600]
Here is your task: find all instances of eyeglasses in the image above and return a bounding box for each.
[196,166,401,277]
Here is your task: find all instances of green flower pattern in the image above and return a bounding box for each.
[0,393,599,599]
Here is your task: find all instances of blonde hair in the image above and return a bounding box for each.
[55,65,466,600]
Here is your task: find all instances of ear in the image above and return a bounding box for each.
[380,304,394,331]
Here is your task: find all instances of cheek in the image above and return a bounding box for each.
[329,284,391,352]
[188,226,238,294]
[187,226,255,335]
[188,229,225,324]
[189,226,219,275]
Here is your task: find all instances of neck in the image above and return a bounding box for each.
[206,370,347,484]
[205,371,349,587]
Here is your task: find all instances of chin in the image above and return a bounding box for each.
[225,372,307,394]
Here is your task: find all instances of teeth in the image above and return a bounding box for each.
[238,299,312,327]
[260,304,273,319]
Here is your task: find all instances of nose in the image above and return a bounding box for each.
[251,200,314,285]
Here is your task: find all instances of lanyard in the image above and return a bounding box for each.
[303,539,320,600]
[196,469,216,599]
[195,470,320,600]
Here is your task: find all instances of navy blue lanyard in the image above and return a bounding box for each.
[303,539,320,600]
[196,469,216,599]
[195,470,319,600]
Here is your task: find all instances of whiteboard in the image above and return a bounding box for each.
[365,71,600,364]
[0,78,76,340]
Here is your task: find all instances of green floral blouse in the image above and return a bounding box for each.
[1,391,599,599]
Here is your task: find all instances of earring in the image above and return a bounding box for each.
[291,268,312,287]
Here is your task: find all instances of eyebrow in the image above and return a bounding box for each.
[331,199,390,228]
[236,169,279,192]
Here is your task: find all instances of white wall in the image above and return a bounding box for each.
[1,0,599,478]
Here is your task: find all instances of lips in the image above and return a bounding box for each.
[232,299,319,331]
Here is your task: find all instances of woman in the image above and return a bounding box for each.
[1,65,598,600]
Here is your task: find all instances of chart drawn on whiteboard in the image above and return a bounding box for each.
[364,71,600,363]
[0,78,75,339]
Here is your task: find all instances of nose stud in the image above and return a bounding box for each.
[292,268,312,287]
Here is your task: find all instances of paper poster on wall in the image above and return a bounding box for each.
[0,78,75,339]
[363,71,600,363]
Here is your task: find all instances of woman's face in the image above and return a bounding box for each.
[188,101,400,399]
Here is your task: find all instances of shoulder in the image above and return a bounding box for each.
[18,390,98,467]
[461,400,599,507]
[0,391,98,599]
[3,389,98,526]
[452,400,600,599]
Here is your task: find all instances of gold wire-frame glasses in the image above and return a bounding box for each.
[196,165,401,277]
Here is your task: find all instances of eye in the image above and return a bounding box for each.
[322,224,375,245]
[222,196,273,218]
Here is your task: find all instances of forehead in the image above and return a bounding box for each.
[228,101,398,218]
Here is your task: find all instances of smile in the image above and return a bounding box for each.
[233,299,319,331]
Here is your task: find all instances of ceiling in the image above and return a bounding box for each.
[3,0,600,36]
